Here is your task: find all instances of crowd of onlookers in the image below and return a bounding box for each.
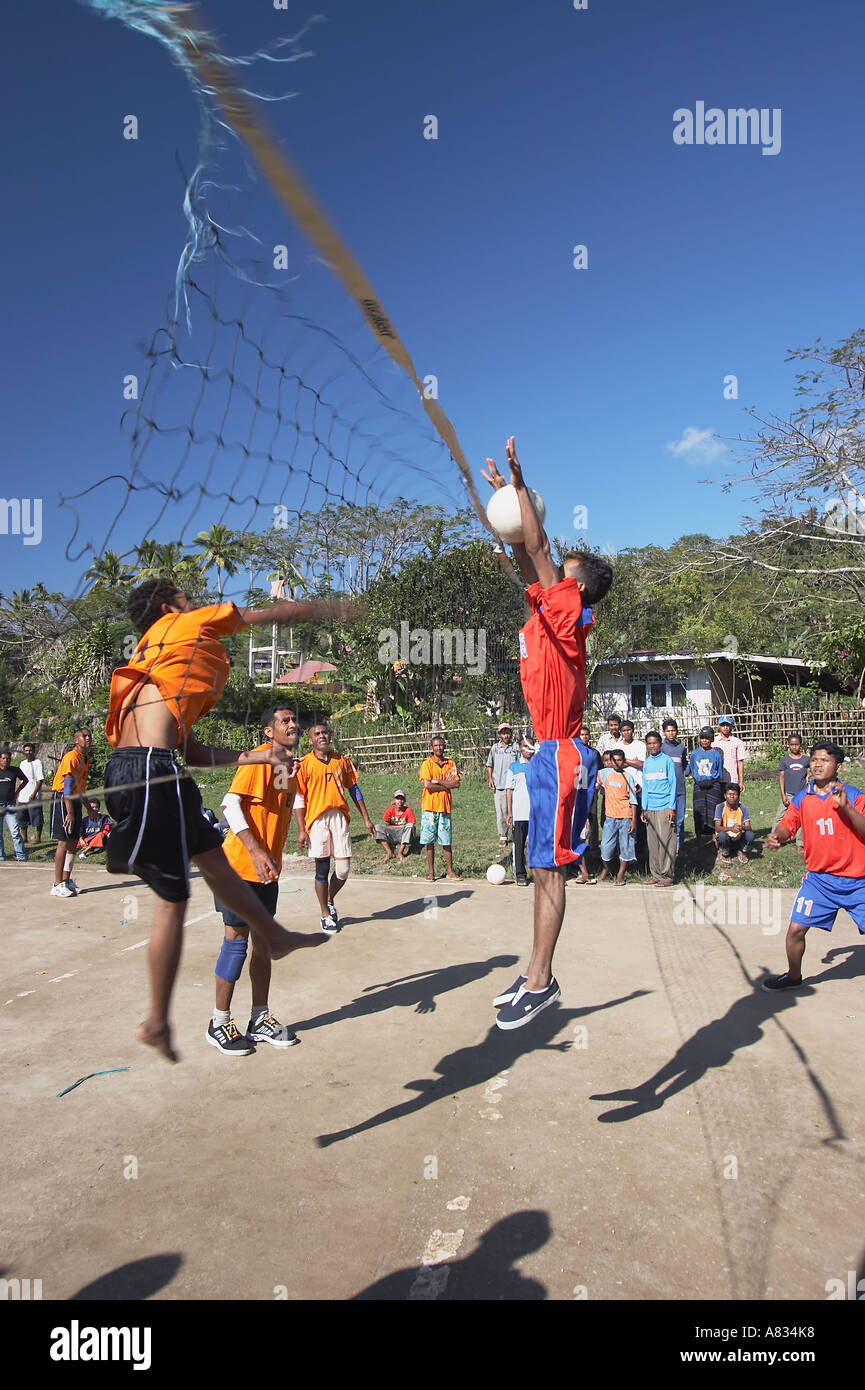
[0,741,112,863]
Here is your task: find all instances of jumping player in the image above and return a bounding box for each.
[483,438,613,1028]
[208,706,303,1055]
[762,740,865,993]
[293,723,376,932]
[104,580,346,1060]
[49,729,92,897]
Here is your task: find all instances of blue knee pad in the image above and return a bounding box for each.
[314,856,330,883]
[215,936,248,983]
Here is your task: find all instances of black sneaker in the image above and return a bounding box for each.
[761,972,805,993]
[247,1012,300,1047]
[493,974,527,1008]
[321,915,339,935]
[327,900,339,926]
[495,977,561,1030]
[205,1019,255,1055]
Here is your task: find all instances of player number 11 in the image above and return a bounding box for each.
[815,817,835,836]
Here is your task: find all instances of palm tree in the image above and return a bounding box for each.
[84,551,134,593]
[194,524,242,599]
[133,540,162,582]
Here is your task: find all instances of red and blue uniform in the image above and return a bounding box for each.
[519,578,595,869]
[778,781,865,933]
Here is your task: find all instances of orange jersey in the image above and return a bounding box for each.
[51,748,89,797]
[106,602,247,748]
[519,578,594,741]
[295,752,358,827]
[419,757,460,813]
[221,746,297,882]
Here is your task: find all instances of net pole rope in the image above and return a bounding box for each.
[149,6,495,537]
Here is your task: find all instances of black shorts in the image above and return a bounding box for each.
[49,793,82,844]
[104,747,224,903]
[214,878,279,930]
[17,803,44,830]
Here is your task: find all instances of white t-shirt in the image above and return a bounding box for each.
[505,760,531,822]
[620,740,646,787]
[17,758,45,804]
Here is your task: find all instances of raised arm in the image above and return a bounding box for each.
[482,441,554,588]
[239,596,361,628]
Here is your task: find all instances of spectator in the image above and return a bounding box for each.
[486,722,520,846]
[419,735,461,882]
[15,742,45,849]
[597,748,638,884]
[621,720,647,867]
[775,733,807,847]
[505,738,535,886]
[641,731,677,886]
[596,715,626,757]
[713,715,746,790]
[661,718,688,853]
[78,798,113,856]
[375,790,416,864]
[0,750,28,862]
[714,783,755,864]
[688,728,725,837]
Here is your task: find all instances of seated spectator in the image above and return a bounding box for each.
[77,798,113,857]
[375,790,416,864]
[713,783,755,863]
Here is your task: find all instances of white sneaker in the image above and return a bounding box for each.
[50,883,74,898]
[66,878,82,895]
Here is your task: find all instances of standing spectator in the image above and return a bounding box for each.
[50,729,92,897]
[661,718,688,853]
[487,723,520,846]
[0,750,28,861]
[620,721,647,867]
[505,737,535,886]
[294,724,376,933]
[641,731,677,886]
[419,735,461,882]
[597,749,638,884]
[714,783,755,864]
[78,798,113,856]
[688,728,725,837]
[713,715,747,790]
[15,742,45,849]
[375,790,416,864]
[775,733,808,847]
[596,715,626,758]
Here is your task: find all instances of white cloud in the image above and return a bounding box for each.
[665,426,727,466]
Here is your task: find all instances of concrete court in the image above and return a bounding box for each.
[3,861,864,1302]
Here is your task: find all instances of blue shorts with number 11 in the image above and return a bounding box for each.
[790,872,865,933]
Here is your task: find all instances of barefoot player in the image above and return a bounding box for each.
[483,439,613,1029]
[104,580,347,1060]
[762,741,865,993]
[208,706,303,1055]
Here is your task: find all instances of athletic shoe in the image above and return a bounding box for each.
[760,972,805,993]
[327,900,339,926]
[321,915,339,935]
[205,1019,255,1055]
[516,878,528,887]
[493,974,527,1008]
[66,878,82,895]
[495,977,561,1030]
[247,1013,300,1048]
[50,883,75,898]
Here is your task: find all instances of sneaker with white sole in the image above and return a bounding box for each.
[493,974,527,1008]
[205,1019,255,1055]
[321,915,339,935]
[327,900,339,926]
[50,882,75,898]
[495,977,561,1031]
[247,1013,300,1047]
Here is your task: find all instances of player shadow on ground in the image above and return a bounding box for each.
[316,990,650,1147]
[294,954,521,1029]
[335,889,473,928]
[350,1210,550,1301]
[69,1253,183,1300]
[64,878,141,896]
[590,945,865,1125]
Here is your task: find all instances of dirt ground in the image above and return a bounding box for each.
[3,861,864,1302]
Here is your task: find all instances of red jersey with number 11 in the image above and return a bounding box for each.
[518,578,594,741]
[778,782,865,876]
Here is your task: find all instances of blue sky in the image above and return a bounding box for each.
[3,0,864,599]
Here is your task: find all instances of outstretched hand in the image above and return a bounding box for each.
[481,435,525,492]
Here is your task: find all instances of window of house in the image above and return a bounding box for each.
[670,680,687,706]
[650,682,667,708]
[630,683,647,708]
